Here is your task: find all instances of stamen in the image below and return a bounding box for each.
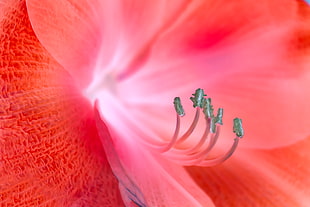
[173,97,185,117]
[163,124,221,166]
[199,137,240,167]
[202,98,214,119]
[210,117,217,134]
[233,118,244,138]
[158,113,181,152]
[190,88,207,108]
[215,108,223,125]
[183,117,211,154]
[176,107,200,144]
[151,89,244,167]
[181,108,223,155]
[176,89,207,144]
[191,125,221,160]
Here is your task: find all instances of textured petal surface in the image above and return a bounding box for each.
[115,0,310,149]
[0,1,124,206]
[186,136,310,207]
[95,102,215,207]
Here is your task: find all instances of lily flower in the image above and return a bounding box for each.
[1,0,310,206]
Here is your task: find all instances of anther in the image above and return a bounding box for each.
[215,108,223,125]
[173,97,185,117]
[210,108,223,133]
[202,98,214,119]
[190,88,207,108]
[233,118,244,138]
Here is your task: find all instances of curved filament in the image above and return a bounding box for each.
[176,108,200,144]
[158,113,181,152]
[163,125,221,166]
[183,118,211,154]
[199,137,240,167]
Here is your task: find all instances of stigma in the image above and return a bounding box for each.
[150,88,244,167]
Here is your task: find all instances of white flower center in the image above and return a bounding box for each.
[84,71,119,104]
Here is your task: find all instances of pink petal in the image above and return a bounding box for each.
[95,102,215,207]
[186,136,310,206]
[26,0,193,88]
[115,0,310,149]
[0,1,123,206]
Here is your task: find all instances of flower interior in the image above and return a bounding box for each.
[144,88,244,167]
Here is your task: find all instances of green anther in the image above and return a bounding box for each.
[173,97,185,116]
[210,117,216,133]
[190,88,207,108]
[233,118,244,138]
[202,98,214,118]
[215,108,223,125]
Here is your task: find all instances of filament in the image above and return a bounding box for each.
[183,118,211,154]
[199,137,240,167]
[155,108,241,166]
[176,108,200,144]
[158,113,181,152]
[162,125,221,166]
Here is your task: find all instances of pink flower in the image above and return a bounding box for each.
[1,0,310,206]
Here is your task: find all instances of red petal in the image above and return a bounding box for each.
[26,0,310,149]
[26,0,193,88]
[186,136,310,206]
[116,0,310,149]
[95,102,215,207]
[0,1,123,206]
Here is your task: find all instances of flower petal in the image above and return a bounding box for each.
[95,101,215,207]
[26,0,104,88]
[26,0,193,88]
[0,1,123,206]
[116,0,310,149]
[186,136,310,207]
